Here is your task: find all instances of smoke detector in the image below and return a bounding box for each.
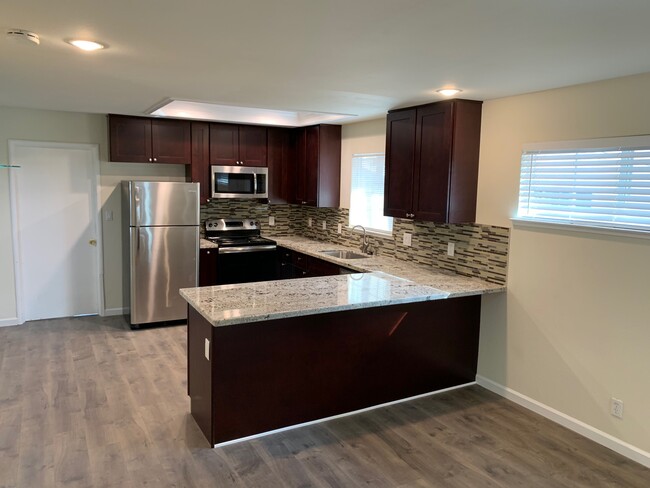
[6,29,40,45]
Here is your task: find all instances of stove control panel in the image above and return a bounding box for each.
[205,218,259,232]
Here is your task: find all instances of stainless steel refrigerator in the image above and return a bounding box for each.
[122,181,199,327]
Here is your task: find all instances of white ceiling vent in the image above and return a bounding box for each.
[6,29,40,46]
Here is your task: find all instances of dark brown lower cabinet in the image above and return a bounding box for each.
[198,249,217,287]
[187,295,481,446]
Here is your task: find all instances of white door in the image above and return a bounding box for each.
[10,142,101,322]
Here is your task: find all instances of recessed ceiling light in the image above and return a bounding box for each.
[67,39,106,51]
[6,29,40,45]
[436,88,462,97]
[149,99,356,127]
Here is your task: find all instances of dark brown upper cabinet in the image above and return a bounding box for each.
[384,99,482,223]
[293,124,341,208]
[267,127,294,204]
[108,115,191,164]
[209,123,267,167]
[190,122,211,204]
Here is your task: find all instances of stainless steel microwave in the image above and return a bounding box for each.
[210,165,268,199]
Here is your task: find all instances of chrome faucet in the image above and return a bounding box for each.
[351,224,371,254]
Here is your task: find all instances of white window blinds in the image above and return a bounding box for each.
[518,136,650,231]
[349,153,393,234]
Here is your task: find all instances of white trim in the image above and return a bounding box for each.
[7,165,24,325]
[8,140,104,321]
[511,217,650,241]
[476,375,650,469]
[522,134,650,152]
[103,307,126,317]
[0,317,20,328]
[213,382,475,448]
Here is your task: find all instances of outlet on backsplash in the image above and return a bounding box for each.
[308,217,313,227]
[321,220,327,230]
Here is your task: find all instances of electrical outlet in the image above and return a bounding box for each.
[308,217,312,227]
[447,242,455,256]
[204,339,210,361]
[337,223,342,234]
[269,216,275,226]
[611,397,624,419]
[403,232,412,247]
[321,220,327,230]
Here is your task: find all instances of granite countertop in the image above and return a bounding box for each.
[271,236,505,298]
[200,238,219,249]
[180,271,448,327]
[188,234,505,328]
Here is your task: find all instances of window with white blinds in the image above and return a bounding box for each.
[349,153,393,234]
[517,135,650,232]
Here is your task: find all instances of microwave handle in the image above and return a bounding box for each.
[253,172,257,195]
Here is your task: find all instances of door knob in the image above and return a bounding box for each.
[89,239,97,246]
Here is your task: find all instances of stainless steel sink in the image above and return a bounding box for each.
[319,249,370,260]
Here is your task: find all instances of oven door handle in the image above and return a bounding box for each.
[218,245,277,254]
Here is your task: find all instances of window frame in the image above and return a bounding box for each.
[514,134,650,239]
[348,152,393,236]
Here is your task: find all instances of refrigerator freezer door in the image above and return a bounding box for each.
[124,181,200,227]
[130,225,198,325]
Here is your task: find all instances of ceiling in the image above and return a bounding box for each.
[2,0,650,124]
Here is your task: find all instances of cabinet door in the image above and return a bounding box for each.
[210,123,239,166]
[151,119,191,164]
[304,126,319,206]
[384,109,416,218]
[239,125,267,167]
[294,128,307,204]
[190,122,211,203]
[412,103,453,222]
[267,127,293,204]
[199,248,218,286]
[109,115,152,163]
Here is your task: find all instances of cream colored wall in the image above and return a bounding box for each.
[0,106,186,322]
[476,72,650,453]
[340,117,387,209]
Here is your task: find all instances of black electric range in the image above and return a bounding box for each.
[204,218,277,284]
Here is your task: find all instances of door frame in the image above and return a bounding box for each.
[8,140,105,325]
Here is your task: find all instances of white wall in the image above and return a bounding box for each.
[340,117,387,209]
[476,72,650,454]
[0,106,186,323]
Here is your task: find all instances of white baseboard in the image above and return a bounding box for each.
[0,317,20,327]
[102,307,125,317]
[476,375,650,469]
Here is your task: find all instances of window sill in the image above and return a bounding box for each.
[348,226,393,239]
[511,217,650,241]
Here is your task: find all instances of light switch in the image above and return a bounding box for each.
[104,210,113,221]
[269,216,276,226]
[204,338,210,360]
[403,232,412,246]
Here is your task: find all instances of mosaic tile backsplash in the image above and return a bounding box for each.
[201,200,510,285]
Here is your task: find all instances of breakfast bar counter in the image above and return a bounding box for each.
[181,239,505,447]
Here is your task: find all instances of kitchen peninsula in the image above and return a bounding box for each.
[181,238,504,446]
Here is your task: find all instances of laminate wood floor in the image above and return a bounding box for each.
[0,315,648,487]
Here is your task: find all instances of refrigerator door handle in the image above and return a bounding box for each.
[135,185,141,250]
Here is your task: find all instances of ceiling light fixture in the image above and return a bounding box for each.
[436,88,462,97]
[149,99,356,127]
[6,29,40,45]
[67,39,106,51]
